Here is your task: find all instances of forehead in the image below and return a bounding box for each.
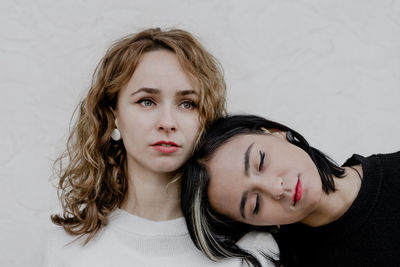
[207,134,262,216]
[209,133,264,164]
[123,50,197,93]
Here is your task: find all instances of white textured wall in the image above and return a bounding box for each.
[1,0,399,266]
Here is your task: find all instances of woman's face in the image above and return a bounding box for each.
[115,50,200,174]
[207,132,323,226]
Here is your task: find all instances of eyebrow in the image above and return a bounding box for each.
[177,90,198,97]
[130,87,198,97]
[240,142,255,220]
[240,190,249,219]
[244,142,254,176]
[130,87,159,97]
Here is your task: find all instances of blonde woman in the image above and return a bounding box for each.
[43,28,277,267]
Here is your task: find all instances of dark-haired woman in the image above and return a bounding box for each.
[181,114,400,267]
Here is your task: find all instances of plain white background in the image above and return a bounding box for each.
[1,0,399,266]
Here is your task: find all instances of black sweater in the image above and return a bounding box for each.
[277,151,400,267]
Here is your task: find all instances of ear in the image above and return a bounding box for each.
[260,127,271,134]
[260,127,287,140]
[271,131,289,141]
[111,108,119,129]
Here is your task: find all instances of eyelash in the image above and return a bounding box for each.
[136,98,155,107]
[253,193,260,215]
[251,150,265,216]
[179,100,197,110]
[258,150,266,172]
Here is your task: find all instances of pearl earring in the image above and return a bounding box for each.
[111,128,121,141]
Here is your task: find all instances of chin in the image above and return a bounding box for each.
[307,187,323,207]
[158,166,181,173]
[153,160,186,173]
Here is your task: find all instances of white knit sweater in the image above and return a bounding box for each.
[43,209,278,267]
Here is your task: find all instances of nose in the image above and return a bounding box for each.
[156,107,177,133]
[257,175,284,200]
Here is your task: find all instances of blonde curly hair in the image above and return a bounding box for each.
[51,28,226,243]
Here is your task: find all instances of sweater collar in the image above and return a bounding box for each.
[108,208,188,236]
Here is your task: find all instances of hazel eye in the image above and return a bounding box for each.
[137,98,155,107]
[179,100,197,110]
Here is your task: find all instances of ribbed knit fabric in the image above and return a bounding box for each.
[43,209,279,267]
[277,151,400,267]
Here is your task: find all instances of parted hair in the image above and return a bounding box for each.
[51,28,226,243]
[181,114,345,267]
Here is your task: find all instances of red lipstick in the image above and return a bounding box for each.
[151,141,179,153]
[292,178,303,205]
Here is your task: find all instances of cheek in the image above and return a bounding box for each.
[122,107,153,126]
[120,117,147,137]
[207,174,242,219]
[181,114,201,139]
[306,172,323,202]
[118,114,153,146]
[208,190,231,217]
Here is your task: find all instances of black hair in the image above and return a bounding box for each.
[181,114,345,267]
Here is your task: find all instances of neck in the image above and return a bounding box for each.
[120,160,182,221]
[301,165,362,227]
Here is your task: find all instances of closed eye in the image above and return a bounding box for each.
[259,150,265,172]
[253,193,260,215]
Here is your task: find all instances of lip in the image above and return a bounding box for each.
[292,177,303,206]
[151,141,180,153]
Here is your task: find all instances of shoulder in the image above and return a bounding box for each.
[364,151,400,180]
[42,227,79,267]
[238,231,277,249]
[377,151,400,191]
[343,151,400,180]
[43,226,102,267]
[378,151,400,167]
[44,226,79,249]
[237,231,279,266]
[345,151,400,166]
